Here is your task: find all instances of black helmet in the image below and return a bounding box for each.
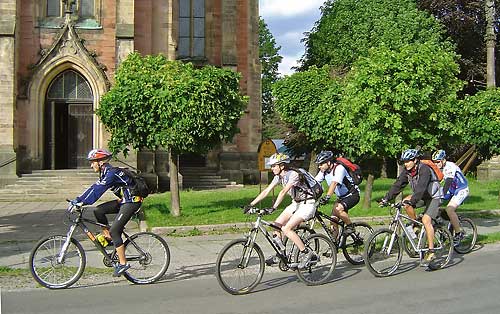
[315,151,335,164]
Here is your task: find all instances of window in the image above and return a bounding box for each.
[40,0,101,29]
[178,0,205,58]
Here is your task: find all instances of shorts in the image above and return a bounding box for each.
[283,199,317,221]
[449,188,469,206]
[337,192,360,212]
[416,198,441,219]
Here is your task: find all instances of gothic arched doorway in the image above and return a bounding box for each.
[44,70,94,169]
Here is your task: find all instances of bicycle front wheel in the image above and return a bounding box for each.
[29,235,86,289]
[295,233,337,286]
[123,232,170,284]
[454,217,477,254]
[364,228,402,277]
[215,238,265,295]
[342,222,373,265]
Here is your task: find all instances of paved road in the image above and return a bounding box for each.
[2,243,500,314]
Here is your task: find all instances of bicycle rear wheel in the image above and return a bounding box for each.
[453,217,477,254]
[123,232,170,284]
[418,225,453,270]
[401,233,418,258]
[364,228,402,277]
[29,235,86,289]
[282,226,315,270]
[342,222,373,265]
[295,233,337,286]
[215,238,265,295]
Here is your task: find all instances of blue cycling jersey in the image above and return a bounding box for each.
[76,163,140,205]
[442,161,468,200]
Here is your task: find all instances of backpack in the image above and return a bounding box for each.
[290,167,324,200]
[335,157,363,185]
[113,167,150,198]
[420,160,444,182]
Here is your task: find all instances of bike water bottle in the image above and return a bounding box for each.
[273,235,285,252]
[96,233,109,247]
[405,225,417,239]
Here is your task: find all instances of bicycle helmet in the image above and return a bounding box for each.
[400,149,420,162]
[87,148,112,162]
[267,153,291,166]
[432,149,446,161]
[315,151,335,164]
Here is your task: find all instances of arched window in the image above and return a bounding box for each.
[47,70,93,101]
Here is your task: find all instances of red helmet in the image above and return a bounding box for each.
[87,148,112,161]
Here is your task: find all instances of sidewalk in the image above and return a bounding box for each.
[1,201,500,284]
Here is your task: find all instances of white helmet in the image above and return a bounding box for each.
[267,153,291,167]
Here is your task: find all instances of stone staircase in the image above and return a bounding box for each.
[180,167,243,190]
[0,169,117,202]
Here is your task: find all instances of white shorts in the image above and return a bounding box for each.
[450,188,469,206]
[283,199,317,221]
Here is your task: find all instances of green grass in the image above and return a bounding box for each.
[142,178,500,228]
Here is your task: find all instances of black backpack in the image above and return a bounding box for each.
[114,167,150,198]
[290,167,324,200]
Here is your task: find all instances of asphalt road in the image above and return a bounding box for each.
[2,243,500,314]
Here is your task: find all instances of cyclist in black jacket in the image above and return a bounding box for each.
[380,149,443,266]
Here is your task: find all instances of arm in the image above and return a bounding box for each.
[384,171,408,201]
[249,177,279,206]
[270,180,294,209]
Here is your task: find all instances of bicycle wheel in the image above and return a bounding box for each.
[454,217,477,254]
[29,235,86,289]
[123,232,170,284]
[418,225,453,270]
[295,233,337,286]
[342,222,373,265]
[401,233,418,258]
[215,238,265,295]
[364,228,402,277]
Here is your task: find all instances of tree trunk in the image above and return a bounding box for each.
[169,149,181,217]
[308,151,318,175]
[381,157,387,178]
[486,0,496,87]
[362,173,375,209]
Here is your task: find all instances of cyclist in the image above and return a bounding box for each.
[246,153,318,269]
[432,149,469,245]
[379,148,443,266]
[314,151,360,237]
[70,148,143,277]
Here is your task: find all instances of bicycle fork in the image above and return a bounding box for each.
[57,224,78,264]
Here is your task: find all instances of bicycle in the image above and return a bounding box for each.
[401,208,478,257]
[215,206,337,295]
[29,201,170,289]
[363,202,453,277]
[283,205,373,265]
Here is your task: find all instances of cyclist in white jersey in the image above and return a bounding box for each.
[314,151,360,237]
[246,153,318,269]
[432,150,469,245]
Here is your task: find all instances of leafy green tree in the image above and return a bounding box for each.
[461,88,500,158]
[299,0,447,71]
[97,52,247,216]
[259,17,286,139]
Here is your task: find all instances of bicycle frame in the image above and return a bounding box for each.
[308,210,344,247]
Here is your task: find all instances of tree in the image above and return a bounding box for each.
[97,53,247,216]
[299,0,447,71]
[259,17,286,139]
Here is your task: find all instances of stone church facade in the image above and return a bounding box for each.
[0,0,261,187]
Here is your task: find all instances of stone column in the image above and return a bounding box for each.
[0,1,18,187]
[116,0,135,64]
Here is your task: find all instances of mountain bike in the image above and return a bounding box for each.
[283,205,373,265]
[29,201,170,289]
[215,206,337,295]
[364,202,453,277]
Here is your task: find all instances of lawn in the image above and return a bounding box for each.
[142,178,500,228]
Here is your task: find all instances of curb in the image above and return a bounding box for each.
[149,209,500,235]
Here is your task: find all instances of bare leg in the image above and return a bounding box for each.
[115,244,127,265]
[282,215,306,251]
[422,214,434,250]
[446,202,462,233]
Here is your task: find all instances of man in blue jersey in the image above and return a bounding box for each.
[432,150,469,245]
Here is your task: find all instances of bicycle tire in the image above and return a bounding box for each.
[418,225,453,270]
[363,228,402,277]
[453,217,477,254]
[122,232,170,284]
[342,222,373,265]
[215,238,265,295]
[29,235,86,289]
[295,233,337,286]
